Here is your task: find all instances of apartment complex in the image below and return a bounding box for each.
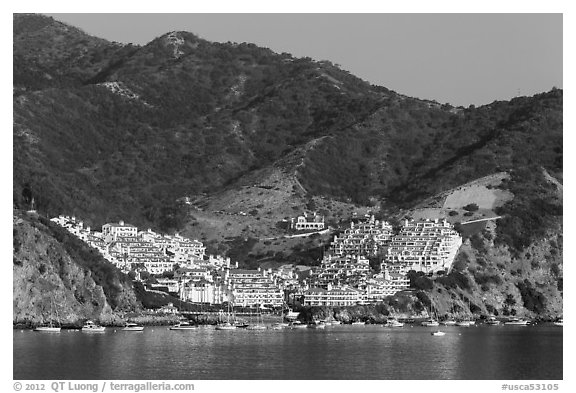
[385,218,462,274]
[225,269,284,307]
[330,215,394,256]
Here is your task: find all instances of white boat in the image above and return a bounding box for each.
[385,319,404,327]
[351,321,365,325]
[216,304,239,330]
[330,320,341,325]
[441,320,457,326]
[270,322,288,330]
[82,320,106,332]
[34,297,61,332]
[215,322,237,330]
[431,330,446,336]
[169,321,197,330]
[421,319,440,327]
[247,308,267,330]
[553,319,563,327]
[307,321,326,329]
[285,309,300,321]
[504,318,530,326]
[122,323,144,331]
[486,316,501,325]
[289,321,308,329]
[422,303,440,326]
[34,326,61,332]
[247,324,267,330]
[455,320,471,327]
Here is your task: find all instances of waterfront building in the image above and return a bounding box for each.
[301,287,362,306]
[181,279,218,304]
[225,269,284,307]
[291,212,325,231]
[385,218,462,274]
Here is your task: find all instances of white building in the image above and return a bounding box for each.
[385,219,462,274]
[226,269,284,307]
[291,212,325,231]
[301,287,362,306]
[330,215,394,257]
[102,221,138,242]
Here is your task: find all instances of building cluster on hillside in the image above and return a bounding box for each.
[50,215,292,307]
[299,215,462,306]
[50,213,461,309]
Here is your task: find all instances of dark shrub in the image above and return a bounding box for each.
[463,203,479,212]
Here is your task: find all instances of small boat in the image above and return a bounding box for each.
[169,321,197,330]
[553,319,563,327]
[441,320,457,326]
[270,323,288,330]
[122,323,144,331]
[455,320,471,327]
[385,319,404,327]
[35,296,61,332]
[82,320,106,332]
[351,320,365,325]
[289,321,308,329]
[307,321,326,329]
[431,330,446,336]
[285,309,300,321]
[486,316,501,325]
[215,322,237,330]
[247,324,267,330]
[504,318,530,326]
[34,325,61,332]
[330,320,341,325]
[234,322,250,329]
[421,319,440,327]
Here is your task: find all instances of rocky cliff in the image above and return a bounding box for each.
[13,211,141,327]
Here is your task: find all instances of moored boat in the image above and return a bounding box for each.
[307,321,326,329]
[421,319,440,327]
[35,296,61,332]
[289,321,308,329]
[486,316,501,325]
[82,320,106,332]
[504,318,530,326]
[34,326,61,333]
[122,323,144,331]
[351,320,365,325]
[215,322,237,330]
[385,319,404,327]
[553,319,563,327]
[440,319,457,326]
[455,320,471,327]
[169,321,197,330]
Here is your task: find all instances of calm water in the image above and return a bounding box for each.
[13,324,562,380]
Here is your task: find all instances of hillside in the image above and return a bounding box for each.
[12,14,562,316]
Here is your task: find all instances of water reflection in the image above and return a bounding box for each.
[14,325,562,380]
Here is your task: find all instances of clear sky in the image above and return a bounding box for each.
[45,13,562,107]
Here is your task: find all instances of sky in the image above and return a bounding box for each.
[44,13,563,107]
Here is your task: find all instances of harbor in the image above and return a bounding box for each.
[14,323,562,380]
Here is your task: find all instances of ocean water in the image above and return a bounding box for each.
[13,324,562,380]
